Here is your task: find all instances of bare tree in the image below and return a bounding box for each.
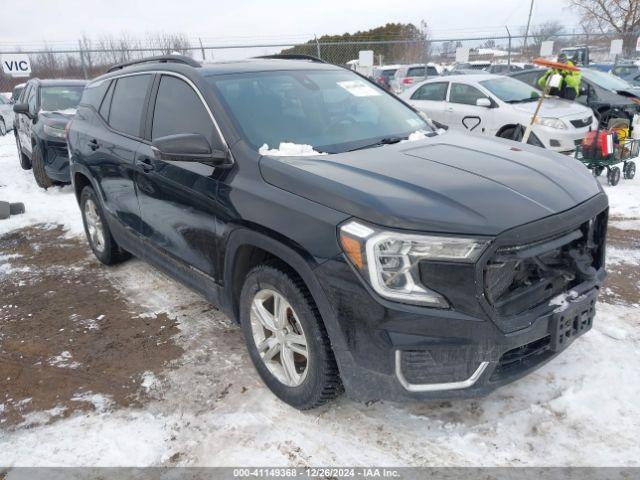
[147,32,192,56]
[566,0,640,53]
[530,21,565,50]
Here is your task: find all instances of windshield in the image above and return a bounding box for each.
[207,70,431,154]
[40,86,84,112]
[480,77,540,103]
[581,69,635,91]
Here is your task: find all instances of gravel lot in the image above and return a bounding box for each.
[0,132,638,467]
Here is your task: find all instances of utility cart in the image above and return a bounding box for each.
[574,129,637,186]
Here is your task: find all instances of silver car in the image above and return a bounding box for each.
[401,74,598,154]
[0,95,15,136]
[390,63,440,94]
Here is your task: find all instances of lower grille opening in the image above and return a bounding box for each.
[492,336,551,379]
[483,211,607,317]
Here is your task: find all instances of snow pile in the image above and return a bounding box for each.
[47,351,81,369]
[404,130,428,142]
[605,174,640,228]
[140,371,160,393]
[259,143,326,157]
[71,392,113,413]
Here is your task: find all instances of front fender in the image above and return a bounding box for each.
[222,227,350,357]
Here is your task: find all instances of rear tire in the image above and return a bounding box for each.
[607,166,621,186]
[31,144,53,189]
[80,186,130,265]
[239,262,342,409]
[498,126,544,148]
[15,135,31,170]
[623,161,636,180]
[0,118,6,136]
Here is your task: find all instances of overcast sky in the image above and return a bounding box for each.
[2,0,580,49]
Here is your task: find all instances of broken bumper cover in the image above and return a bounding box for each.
[314,194,608,402]
[316,258,603,402]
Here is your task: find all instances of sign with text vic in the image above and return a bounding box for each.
[1,54,32,77]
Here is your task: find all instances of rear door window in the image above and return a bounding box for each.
[411,82,448,101]
[151,75,219,147]
[449,83,489,105]
[108,74,152,137]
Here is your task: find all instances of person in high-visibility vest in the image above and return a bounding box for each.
[537,53,582,100]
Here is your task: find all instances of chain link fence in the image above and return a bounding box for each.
[2,30,640,98]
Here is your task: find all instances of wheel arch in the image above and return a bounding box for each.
[222,227,348,357]
[496,124,519,138]
[71,164,103,205]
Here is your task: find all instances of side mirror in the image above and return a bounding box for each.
[13,102,31,117]
[151,133,231,167]
[476,98,492,108]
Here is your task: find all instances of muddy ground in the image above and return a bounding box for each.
[0,226,183,426]
[1,223,638,429]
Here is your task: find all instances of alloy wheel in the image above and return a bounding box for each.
[84,198,106,253]
[249,288,309,387]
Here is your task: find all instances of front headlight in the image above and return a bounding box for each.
[534,117,567,130]
[43,124,66,139]
[338,220,489,308]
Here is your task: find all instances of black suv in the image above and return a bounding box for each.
[511,67,640,127]
[13,78,87,188]
[67,55,608,409]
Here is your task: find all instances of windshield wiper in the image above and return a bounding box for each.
[347,136,406,152]
[506,97,539,104]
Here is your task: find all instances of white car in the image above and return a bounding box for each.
[0,95,15,136]
[401,74,598,154]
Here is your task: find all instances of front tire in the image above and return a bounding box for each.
[80,186,130,265]
[31,144,53,189]
[498,126,544,148]
[607,166,621,186]
[239,263,342,409]
[0,118,6,136]
[15,135,31,170]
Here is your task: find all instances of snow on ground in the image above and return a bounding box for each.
[0,133,639,467]
[0,134,84,237]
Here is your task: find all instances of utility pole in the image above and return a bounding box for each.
[523,0,534,58]
[78,39,88,80]
[199,38,206,61]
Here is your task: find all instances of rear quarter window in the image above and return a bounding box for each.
[108,75,152,137]
[81,79,110,109]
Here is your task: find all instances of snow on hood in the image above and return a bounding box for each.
[259,143,326,157]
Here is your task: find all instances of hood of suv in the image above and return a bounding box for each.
[39,109,76,129]
[511,98,591,119]
[259,132,603,236]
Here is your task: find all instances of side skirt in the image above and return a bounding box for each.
[107,215,223,307]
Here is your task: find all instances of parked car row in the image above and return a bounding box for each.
[401,73,597,154]
[8,55,609,410]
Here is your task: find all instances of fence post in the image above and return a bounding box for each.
[78,39,88,79]
[505,27,512,67]
[315,35,321,59]
[199,38,206,61]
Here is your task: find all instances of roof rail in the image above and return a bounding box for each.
[254,54,326,63]
[107,54,201,73]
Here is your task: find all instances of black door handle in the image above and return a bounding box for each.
[88,139,99,151]
[136,157,155,173]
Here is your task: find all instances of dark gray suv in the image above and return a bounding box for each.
[67,55,608,409]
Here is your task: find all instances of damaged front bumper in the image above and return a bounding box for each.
[314,194,608,402]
